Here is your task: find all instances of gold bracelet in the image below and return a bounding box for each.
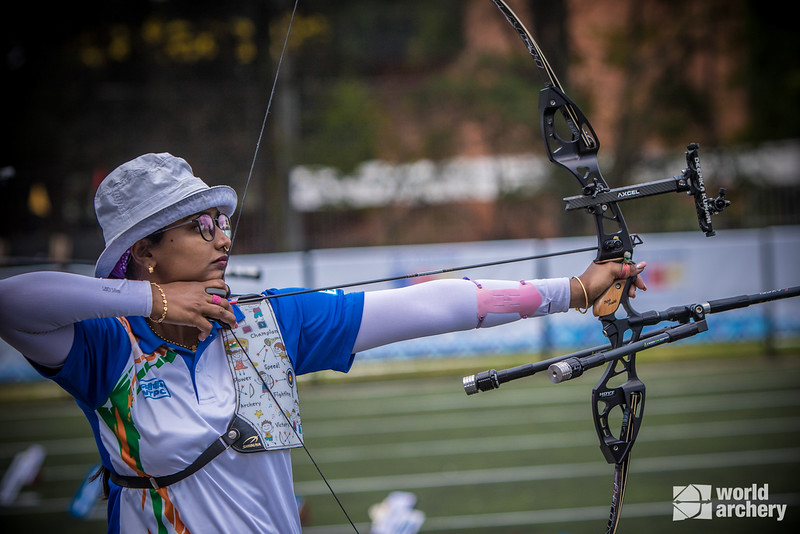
[571,276,589,314]
[150,282,168,323]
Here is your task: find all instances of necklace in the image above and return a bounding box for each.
[146,319,198,352]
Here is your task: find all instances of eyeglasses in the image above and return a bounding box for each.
[156,213,232,242]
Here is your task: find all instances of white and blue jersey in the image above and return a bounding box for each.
[38,288,363,534]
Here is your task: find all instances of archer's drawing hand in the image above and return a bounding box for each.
[571,261,647,309]
[150,280,237,340]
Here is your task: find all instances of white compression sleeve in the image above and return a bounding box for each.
[353,277,570,353]
[0,272,153,367]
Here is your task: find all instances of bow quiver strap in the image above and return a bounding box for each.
[109,427,240,490]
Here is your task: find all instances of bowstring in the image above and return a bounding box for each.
[221,1,361,531]
[227,0,300,258]
[223,326,361,532]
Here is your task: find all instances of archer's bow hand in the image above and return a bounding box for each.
[571,261,647,312]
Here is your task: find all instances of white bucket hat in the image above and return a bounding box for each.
[94,152,237,278]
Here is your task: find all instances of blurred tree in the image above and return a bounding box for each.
[1,0,797,260]
[740,0,800,142]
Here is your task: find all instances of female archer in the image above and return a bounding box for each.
[0,152,645,533]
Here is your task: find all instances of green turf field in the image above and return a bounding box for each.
[1,349,798,533]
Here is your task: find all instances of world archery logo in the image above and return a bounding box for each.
[672,483,788,522]
[673,484,713,520]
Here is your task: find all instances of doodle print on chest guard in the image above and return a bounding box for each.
[222,300,303,453]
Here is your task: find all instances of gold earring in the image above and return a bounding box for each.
[148,265,154,274]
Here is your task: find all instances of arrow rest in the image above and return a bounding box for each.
[221,1,361,531]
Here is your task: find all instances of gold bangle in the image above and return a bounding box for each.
[150,282,168,323]
[571,276,589,314]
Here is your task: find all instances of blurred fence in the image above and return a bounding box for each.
[1,226,798,383]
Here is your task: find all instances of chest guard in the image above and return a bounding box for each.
[222,298,303,453]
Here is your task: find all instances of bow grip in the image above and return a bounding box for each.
[593,279,626,317]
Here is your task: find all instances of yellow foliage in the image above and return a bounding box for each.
[28,183,51,218]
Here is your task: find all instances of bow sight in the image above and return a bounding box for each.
[562,143,730,237]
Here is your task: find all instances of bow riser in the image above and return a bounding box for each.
[592,372,645,464]
[592,274,647,463]
[540,87,635,264]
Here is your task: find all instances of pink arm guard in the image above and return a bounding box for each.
[469,279,543,328]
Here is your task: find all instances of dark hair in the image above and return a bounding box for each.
[88,465,110,499]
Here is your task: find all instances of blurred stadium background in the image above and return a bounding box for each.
[2,0,799,532]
